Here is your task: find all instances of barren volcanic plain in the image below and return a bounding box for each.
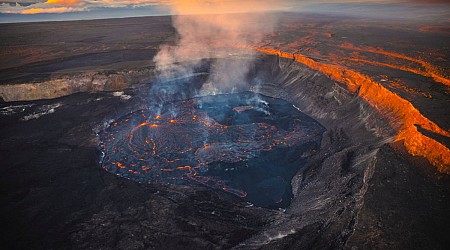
[0,12,449,249]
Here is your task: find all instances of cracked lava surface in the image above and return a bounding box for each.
[99,92,325,208]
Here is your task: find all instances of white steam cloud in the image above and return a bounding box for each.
[153,0,285,95]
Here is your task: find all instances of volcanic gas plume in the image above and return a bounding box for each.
[153,0,283,95]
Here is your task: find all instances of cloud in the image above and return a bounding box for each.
[0,0,168,14]
[1,1,448,15]
[46,0,80,5]
[21,7,80,14]
[7,0,83,14]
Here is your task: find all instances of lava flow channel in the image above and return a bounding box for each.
[99,93,325,208]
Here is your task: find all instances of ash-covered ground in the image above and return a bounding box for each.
[0,13,449,249]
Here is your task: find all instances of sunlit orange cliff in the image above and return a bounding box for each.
[254,47,450,174]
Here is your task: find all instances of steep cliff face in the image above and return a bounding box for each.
[254,49,449,174]
[0,69,154,102]
[223,53,449,248]
[220,55,385,248]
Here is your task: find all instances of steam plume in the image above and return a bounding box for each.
[153,0,284,95]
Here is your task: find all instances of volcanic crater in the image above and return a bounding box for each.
[1,14,449,249]
[99,92,325,208]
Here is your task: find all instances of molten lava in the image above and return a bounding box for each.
[99,92,325,208]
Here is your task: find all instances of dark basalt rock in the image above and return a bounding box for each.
[0,91,276,250]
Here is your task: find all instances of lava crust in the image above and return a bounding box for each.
[99,92,325,208]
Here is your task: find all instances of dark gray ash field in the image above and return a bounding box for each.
[0,1,449,249]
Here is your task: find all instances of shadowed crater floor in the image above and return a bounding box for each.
[99,92,325,208]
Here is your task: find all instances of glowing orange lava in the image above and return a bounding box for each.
[99,93,325,207]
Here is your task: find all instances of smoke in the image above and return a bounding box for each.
[153,0,285,96]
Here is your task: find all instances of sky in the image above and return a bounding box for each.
[0,0,449,23]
